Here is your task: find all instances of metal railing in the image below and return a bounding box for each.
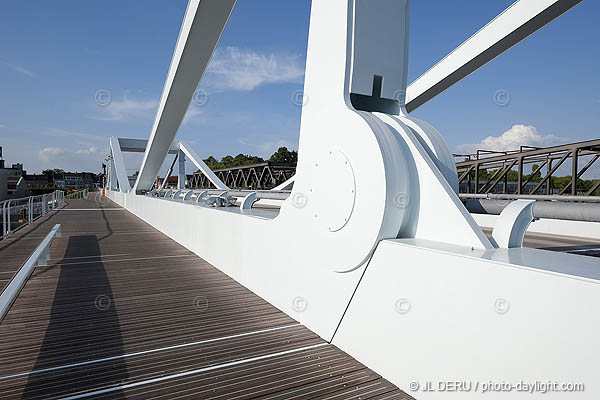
[1,191,65,240]
[66,189,89,200]
[0,224,62,322]
[455,139,600,196]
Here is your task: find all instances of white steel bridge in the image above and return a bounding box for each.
[1,1,598,399]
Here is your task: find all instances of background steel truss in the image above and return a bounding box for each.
[455,139,600,196]
[190,162,296,190]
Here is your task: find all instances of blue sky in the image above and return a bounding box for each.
[0,1,598,177]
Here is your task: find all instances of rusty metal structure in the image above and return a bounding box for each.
[455,139,600,196]
[189,162,296,190]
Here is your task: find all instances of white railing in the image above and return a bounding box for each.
[1,190,65,240]
[0,223,62,322]
[65,188,89,200]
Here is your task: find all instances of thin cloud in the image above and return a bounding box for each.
[0,60,35,77]
[205,47,304,91]
[38,145,107,172]
[457,124,569,154]
[94,94,158,121]
[182,106,204,125]
[43,127,106,142]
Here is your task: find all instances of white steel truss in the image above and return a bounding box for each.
[105,1,598,399]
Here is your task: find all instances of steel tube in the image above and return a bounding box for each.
[460,193,600,202]
[465,198,600,222]
[211,190,291,201]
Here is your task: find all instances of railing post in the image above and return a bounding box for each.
[37,246,49,266]
[547,158,553,195]
[42,194,47,216]
[571,148,578,196]
[2,202,6,239]
[7,200,12,236]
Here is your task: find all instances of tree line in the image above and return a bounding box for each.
[202,147,298,170]
[472,164,599,194]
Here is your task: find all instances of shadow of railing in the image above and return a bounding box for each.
[23,235,128,398]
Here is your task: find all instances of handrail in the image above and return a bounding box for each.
[0,223,62,322]
[1,190,65,239]
[459,193,600,203]
[65,189,89,200]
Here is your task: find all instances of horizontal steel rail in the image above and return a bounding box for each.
[459,193,600,203]
[464,199,600,223]
[455,139,600,196]
[1,190,65,240]
[65,189,89,200]
[0,223,62,322]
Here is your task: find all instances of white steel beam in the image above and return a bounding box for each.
[109,136,131,192]
[179,142,228,190]
[405,0,583,112]
[133,0,237,193]
[118,138,179,154]
[177,150,186,190]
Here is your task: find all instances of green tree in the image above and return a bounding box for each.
[42,168,65,176]
[269,147,298,163]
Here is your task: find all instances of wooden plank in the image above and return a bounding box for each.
[0,194,414,399]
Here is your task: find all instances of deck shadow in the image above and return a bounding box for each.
[22,235,128,399]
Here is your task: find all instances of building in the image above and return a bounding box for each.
[53,172,101,189]
[0,147,30,200]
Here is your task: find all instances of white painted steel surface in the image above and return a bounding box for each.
[133,0,237,192]
[0,224,62,321]
[405,0,584,111]
[473,213,600,240]
[104,0,597,397]
[491,199,535,248]
[333,238,599,399]
[109,136,131,192]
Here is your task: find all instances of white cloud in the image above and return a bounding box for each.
[75,146,98,155]
[39,147,65,161]
[38,145,107,172]
[0,60,35,77]
[457,125,568,154]
[94,94,158,121]
[205,47,304,91]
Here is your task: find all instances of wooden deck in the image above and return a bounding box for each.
[0,193,412,400]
